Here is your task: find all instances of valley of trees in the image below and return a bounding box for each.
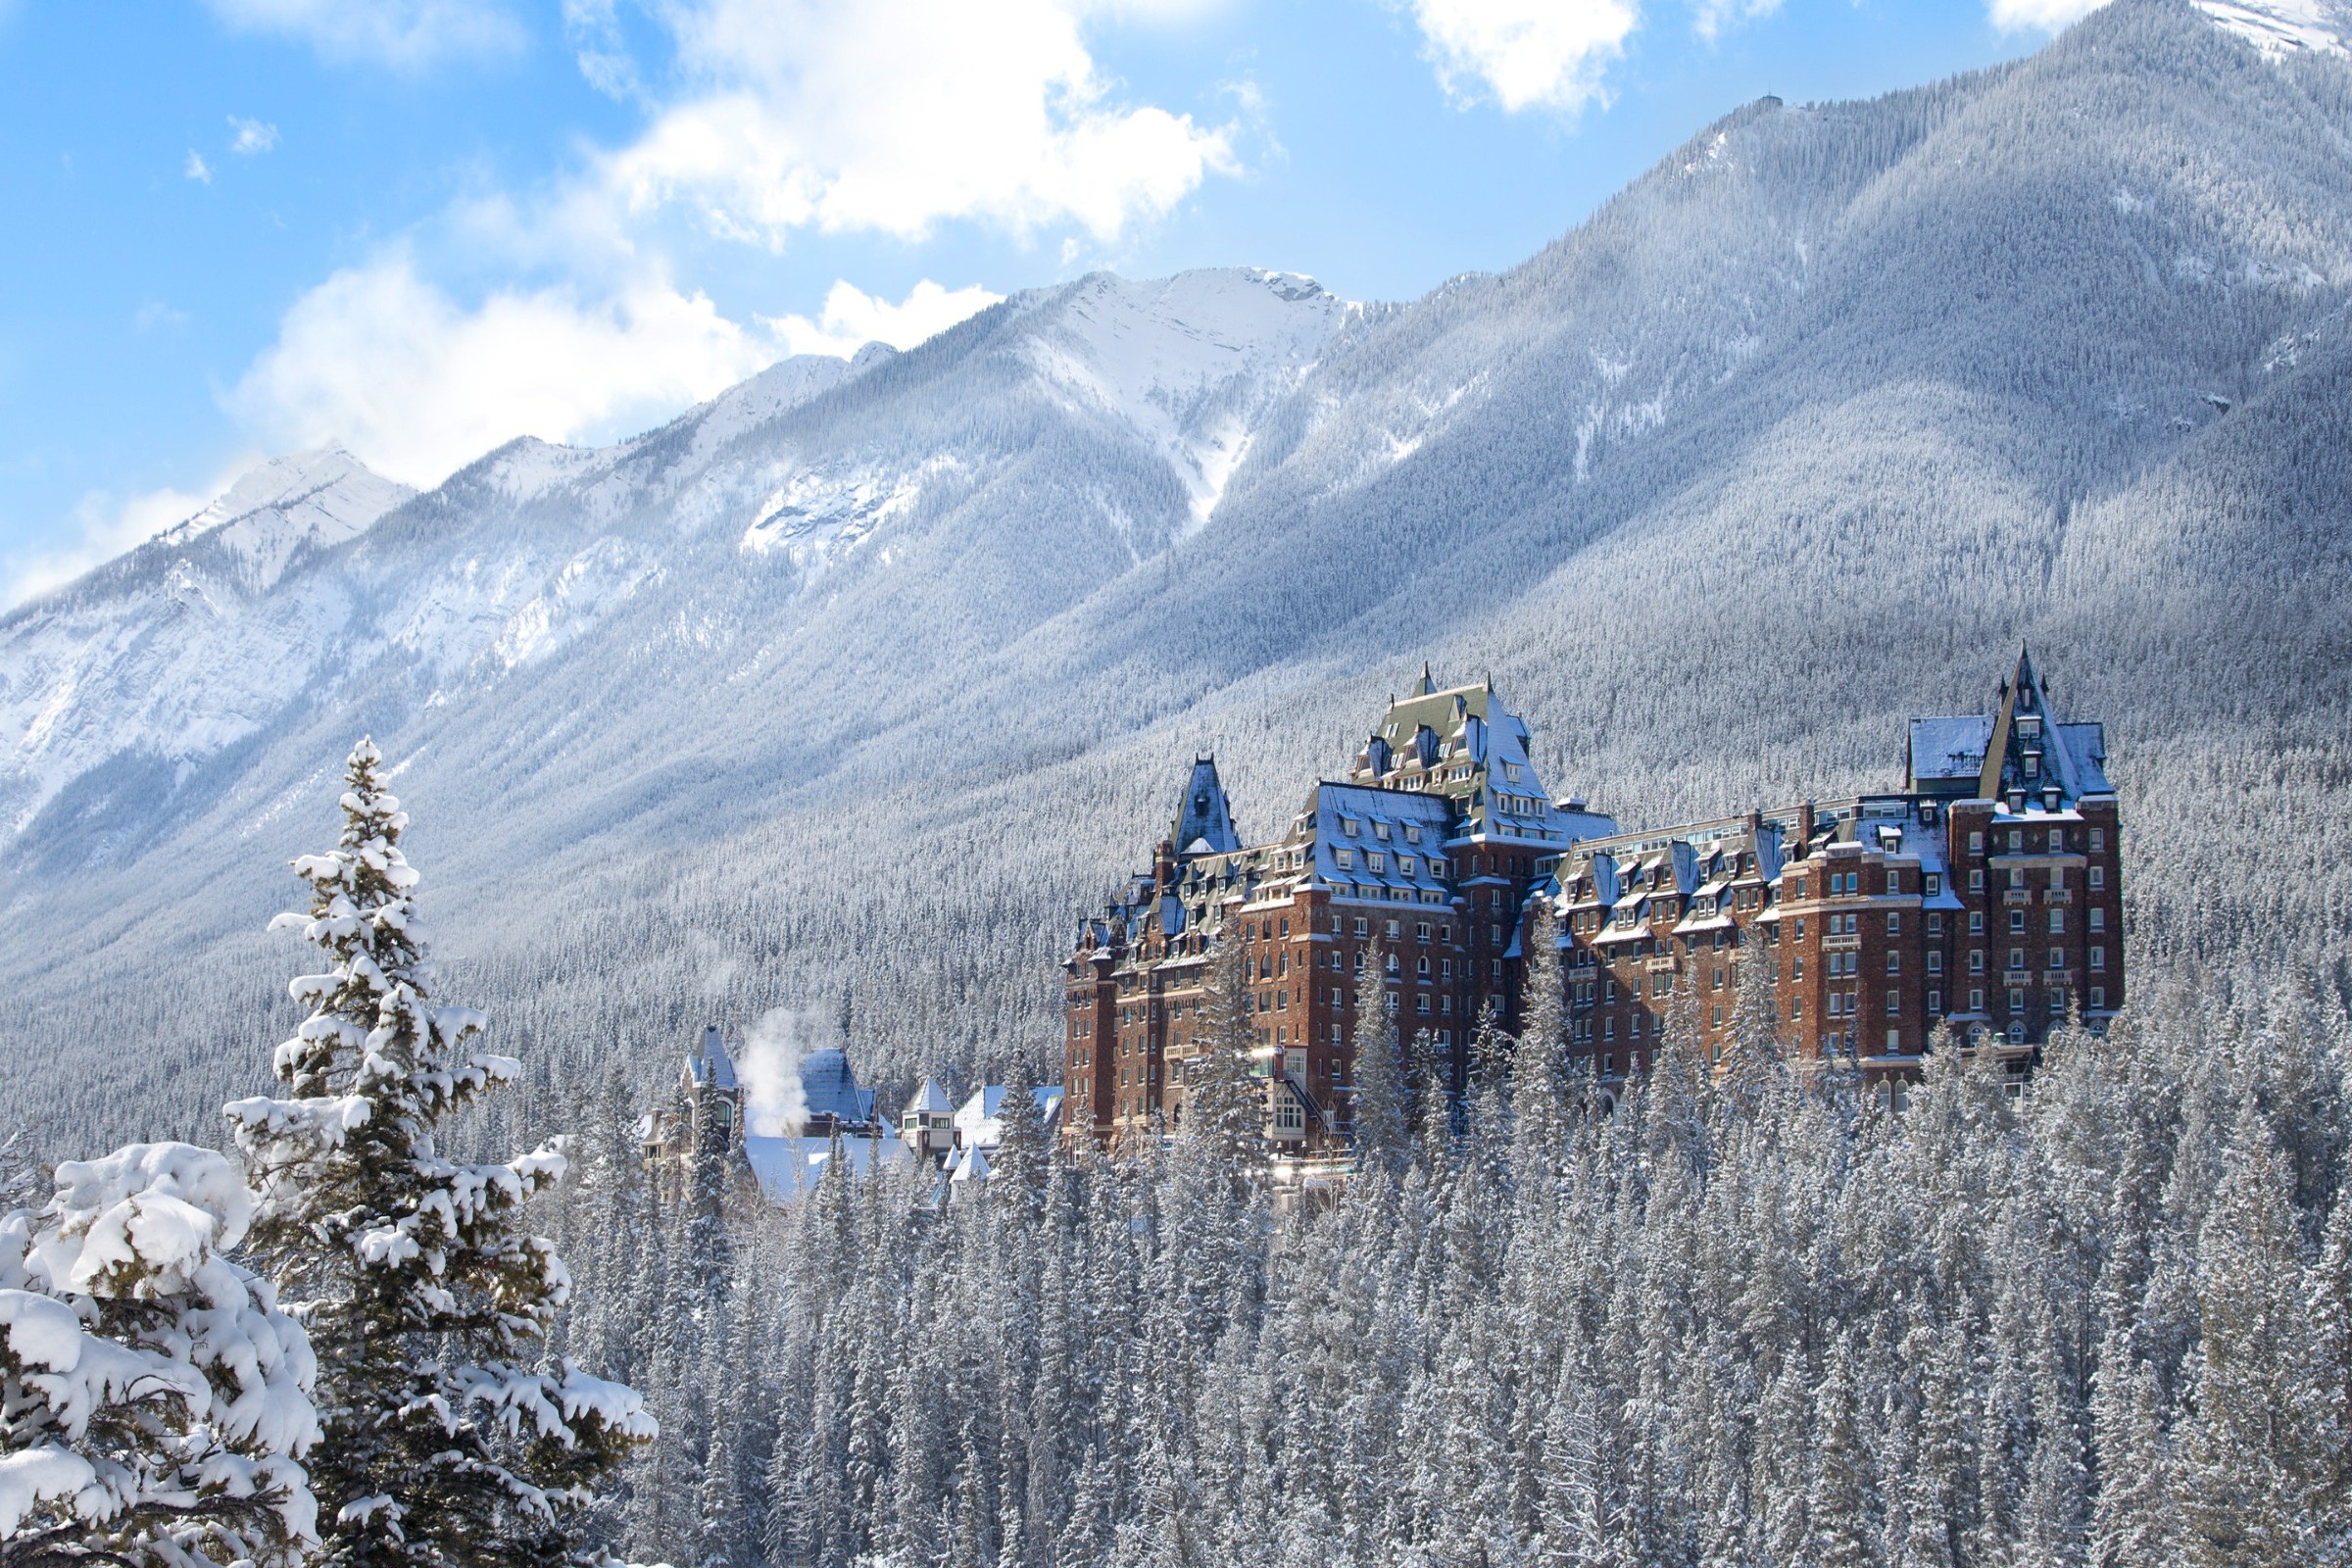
[550,930,2352,1568]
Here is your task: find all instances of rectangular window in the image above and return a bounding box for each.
[2090,946,2106,971]
[2088,866,2105,890]
[1971,950,1985,974]
[1887,1028,1902,1054]
[2050,864,2066,890]
[2090,986,2107,1008]
[1886,989,1900,1015]
[1969,988,1984,1011]
[1970,870,1985,892]
[2089,827,2106,853]
[1417,995,1432,1014]
[1415,921,1432,941]
[1926,874,1942,897]
[1886,871,1901,895]
[1970,832,1984,853]
[1368,853,1386,872]
[1829,993,1844,1017]
[1353,917,1368,937]
[2088,907,2105,932]
[2049,909,2065,934]
[1886,952,1901,973]
[2010,988,2027,1012]
[1604,1017,1616,1042]
[1399,856,1416,876]
[1928,989,1942,1014]
[1928,951,1943,975]
[2048,948,2065,970]
[2011,910,2027,933]
[2008,831,2023,852]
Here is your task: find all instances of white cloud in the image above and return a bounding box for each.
[228,252,784,485]
[3,462,255,610]
[600,0,1238,243]
[1693,0,1782,40]
[1408,0,1643,114]
[203,0,525,68]
[184,150,213,184]
[1987,0,2107,27]
[229,116,280,154]
[767,279,1004,359]
[229,260,1004,484]
[216,0,1226,493]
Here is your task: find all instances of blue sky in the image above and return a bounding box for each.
[0,0,2100,602]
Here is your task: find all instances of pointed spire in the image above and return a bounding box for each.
[1410,662,1435,697]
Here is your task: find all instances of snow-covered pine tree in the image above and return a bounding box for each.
[1185,936,1266,1173]
[1348,945,1406,1174]
[1512,898,1571,1195]
[991,1054,1052,1200]
[1,1143,318,1568]
[224,739,655,1568]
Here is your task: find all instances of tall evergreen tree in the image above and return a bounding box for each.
[225,739,654,1568]
[1348,945,1406,1173]
[1186,936,1266,1173]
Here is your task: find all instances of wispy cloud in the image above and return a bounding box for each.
[184,149,214,184]
[2,460,255,610]
[201,0,526,70]
[226,0,1232,486]
[767,279,1003,359]
[229,116,280,154]
[1987,0,2107,28]
[1405,0,1643,114]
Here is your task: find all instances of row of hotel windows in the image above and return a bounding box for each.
[1567,983,2115,1047]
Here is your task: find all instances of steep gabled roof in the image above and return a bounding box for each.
[1171,756,1242,857]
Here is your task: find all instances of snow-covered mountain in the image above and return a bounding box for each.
[6,0,2352,1145]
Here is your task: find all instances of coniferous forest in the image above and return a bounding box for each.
[544,942,2352,1568]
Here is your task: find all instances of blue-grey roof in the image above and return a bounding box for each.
[799,1048,866,1124]
[1910,716,1994,783]
[1172,757,1241,856]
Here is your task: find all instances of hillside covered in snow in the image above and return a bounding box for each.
[4,0,2351,1143]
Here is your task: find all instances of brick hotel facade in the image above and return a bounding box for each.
[1063,651,2121,1152]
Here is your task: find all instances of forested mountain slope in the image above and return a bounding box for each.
[3,0,2349,1147]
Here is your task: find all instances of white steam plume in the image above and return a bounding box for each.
[736,1006,836,1136]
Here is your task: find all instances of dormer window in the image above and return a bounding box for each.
[1503,761,1523,781]
[1374,821,1392,841]
[1404,823,1422,844]
[1342,817,1359,836]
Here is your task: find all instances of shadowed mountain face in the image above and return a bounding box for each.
[5,0,2350,1146]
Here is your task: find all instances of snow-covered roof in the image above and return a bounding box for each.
[742,1132,906,1205]
[1909,716,1994,784]
[1303,781,1457,901]
[798,1048,870,1126]
[1171,757,1242,858]
[953,1084,1066,1150]
[688,1024,737,1090]
[950,1142,992,1183]
[904,1077,954,1117]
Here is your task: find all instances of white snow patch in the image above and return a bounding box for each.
[2193,0,2351,55]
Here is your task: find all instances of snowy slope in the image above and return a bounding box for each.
[0,447,412,839]
[5,0,2352,1147]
